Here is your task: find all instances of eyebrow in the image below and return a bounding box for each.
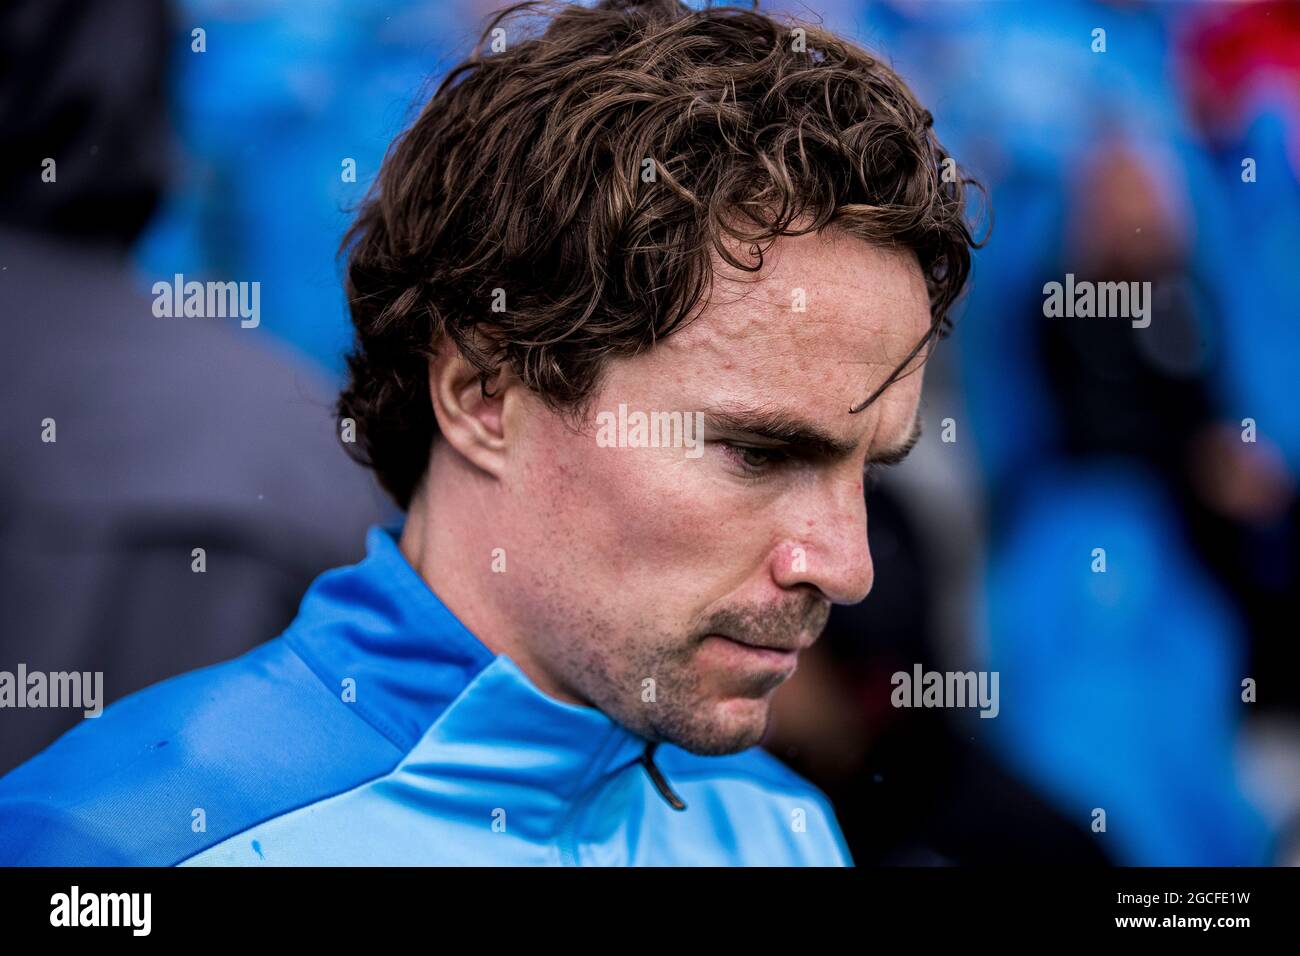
[700,405,923,465]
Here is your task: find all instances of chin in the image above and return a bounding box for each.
[666,695,772,756]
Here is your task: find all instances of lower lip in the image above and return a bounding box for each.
[703,634,798,670]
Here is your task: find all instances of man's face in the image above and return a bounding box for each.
[499,229,932,755]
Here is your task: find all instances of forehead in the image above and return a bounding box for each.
[648,229,932,437]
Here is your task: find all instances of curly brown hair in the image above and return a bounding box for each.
[338,0,982,509]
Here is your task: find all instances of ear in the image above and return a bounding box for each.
[427,343,515,478]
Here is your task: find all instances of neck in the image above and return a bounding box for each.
[398,446,582,706]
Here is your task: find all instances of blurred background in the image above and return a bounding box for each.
[1,0,1296,865]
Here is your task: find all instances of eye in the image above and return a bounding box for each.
[721,443,789,476]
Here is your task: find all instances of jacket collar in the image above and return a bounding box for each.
[285,525,658,792]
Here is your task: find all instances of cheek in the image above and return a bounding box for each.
[518,430,743,581]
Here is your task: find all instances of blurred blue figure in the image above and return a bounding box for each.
[135,0,478,373]
[986,464,1273,865]
[0,0,389,774]
[845,0,1296,864]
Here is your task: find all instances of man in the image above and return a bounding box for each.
[0,0,976,865]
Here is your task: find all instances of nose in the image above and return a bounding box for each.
[770,475,874,605]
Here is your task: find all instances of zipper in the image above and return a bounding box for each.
[557,739,689,865]
[640,741,687,811]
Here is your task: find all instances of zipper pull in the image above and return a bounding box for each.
[640,741,687,811]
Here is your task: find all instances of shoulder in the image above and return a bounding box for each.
[0,638,400,866]
[655,744,854,866]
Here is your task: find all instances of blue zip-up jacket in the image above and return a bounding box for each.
[0,526,853,865]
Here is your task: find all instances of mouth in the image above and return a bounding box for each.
[702,633,802,670]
